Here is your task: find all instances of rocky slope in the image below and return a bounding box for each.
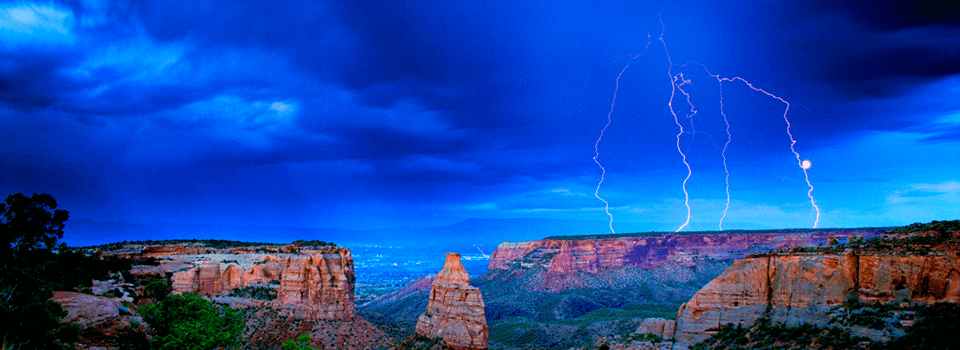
[672,224,960,344]
[416,253,489,350]
[364,275,435,310]
[240,307,392,350]
[360,275,435,338]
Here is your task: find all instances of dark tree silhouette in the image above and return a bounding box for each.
[1,193,69,260]
[0,193,77,349]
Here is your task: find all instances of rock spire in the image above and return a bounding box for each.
[416,253,488,350]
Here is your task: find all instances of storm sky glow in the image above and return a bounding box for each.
[1,0,959,240]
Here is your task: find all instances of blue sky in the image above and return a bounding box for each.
[1,0,958,235]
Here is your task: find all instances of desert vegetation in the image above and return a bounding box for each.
[281,333,317,350]
[228,286,278,300]
[392,334,450,350]
[0,193,248,350]
[140,292,243,350]
[691,317,872,350]
[0,193,133,349]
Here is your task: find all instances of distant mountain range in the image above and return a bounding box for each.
[62,217,615,248]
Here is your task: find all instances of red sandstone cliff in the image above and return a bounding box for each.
[276,250,356,320]
[106,243,357,321]
[490,231,879,273]
[673,245,960,344]
[163,246,355,320]
[416,253,488,350]
[92,242,395,349]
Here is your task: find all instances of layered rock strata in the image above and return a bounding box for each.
[416,253,488,350]
[126,245,355,321]
[485,230,884,293]
[489,230,882,274]
[276,252,356,320]
[674,248,960,344]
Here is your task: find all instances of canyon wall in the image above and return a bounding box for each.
[484,230,882,292]
[416,253,488,350]
[489,230,879,273]
[673,247,960,344]
[127,245,355,321]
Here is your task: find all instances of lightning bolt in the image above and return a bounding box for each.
[718,79,732,231]
[660,19,693,233]
[594,36,651,234]
[474,245,489,259]
[716,76,820,228]
[660,13,820,231]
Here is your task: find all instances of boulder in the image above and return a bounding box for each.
[51,291,121,328]
[635,318,676,339]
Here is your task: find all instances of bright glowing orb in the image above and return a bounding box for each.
[801,159,812,169]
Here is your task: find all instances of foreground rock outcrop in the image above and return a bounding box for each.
[674,243,960,344]
[416,253,488,350]
[52,291,152,349]
[53,291,124,328]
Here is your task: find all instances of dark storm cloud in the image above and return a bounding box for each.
[799,24,960,98]
[643,0,960,150]
[788,0,960,98]
[814,0,960,29]
[2,8,291,117]
[1,0,958,230]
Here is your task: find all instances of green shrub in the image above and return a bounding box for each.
[140,293,242,350]
[144,281,171,301]
[291,239,335,248]
[227,286,277,300]
[692,317,871,350]
[282,333,317,350]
